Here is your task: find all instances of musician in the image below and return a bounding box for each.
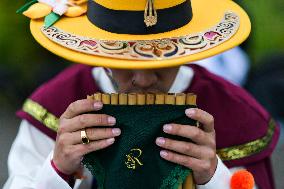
[4,0,279,188]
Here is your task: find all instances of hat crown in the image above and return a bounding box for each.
[87,0,193,34]
[93,0,187,10]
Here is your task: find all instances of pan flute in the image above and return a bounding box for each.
[87,92,197,106]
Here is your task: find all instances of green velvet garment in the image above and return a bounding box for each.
[83,105,197,189]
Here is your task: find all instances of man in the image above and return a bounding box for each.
[4,0,279,188]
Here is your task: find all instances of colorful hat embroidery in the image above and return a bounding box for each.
[41,12,239,61]
[17,0,251,69]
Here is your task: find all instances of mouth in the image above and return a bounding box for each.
[125,88,167,94]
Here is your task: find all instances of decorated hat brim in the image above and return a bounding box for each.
[30,0,251,69]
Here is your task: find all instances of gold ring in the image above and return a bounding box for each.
[81,129,90,144]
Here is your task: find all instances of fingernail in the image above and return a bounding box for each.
[107,138,115,144]
[186,109,195,117]
[156,137,165,146]
[160,151,168,157]
[163,124,172,133]
[112,128,121,136]
[94,102,102,109]
[108,117,116,124]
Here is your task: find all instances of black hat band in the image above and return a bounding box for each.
[87,0,193,35]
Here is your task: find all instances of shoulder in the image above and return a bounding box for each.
[16,64,99,139]
[190,64,268,120]
[189,64,280,166]
[29,64,97,116]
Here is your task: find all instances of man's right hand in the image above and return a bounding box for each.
[53,99,121,175]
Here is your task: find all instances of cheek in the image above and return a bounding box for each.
[159,68,179,83]
[114,73,132,83]
[111,70,133,89]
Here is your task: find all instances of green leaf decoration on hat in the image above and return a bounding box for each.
[44,12,61,28]
[17,0,87,28]
[16,0,38,14]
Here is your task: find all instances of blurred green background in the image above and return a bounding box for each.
[0,1,69,107]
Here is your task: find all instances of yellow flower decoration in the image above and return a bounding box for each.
[66,0,87,17]
[65,6,87,17]
[17,0,87,27]
[23,3,52,19]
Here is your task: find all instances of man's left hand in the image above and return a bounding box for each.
[155,108,217,185]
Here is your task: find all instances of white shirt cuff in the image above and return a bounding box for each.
[196,156,232,189]
[34,151,72,189]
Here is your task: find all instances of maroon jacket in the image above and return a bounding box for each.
[17,64,280,189]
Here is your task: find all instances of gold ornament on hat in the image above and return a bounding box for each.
[144,0,158,27]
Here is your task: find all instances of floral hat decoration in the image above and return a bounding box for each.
[17,0,251,69]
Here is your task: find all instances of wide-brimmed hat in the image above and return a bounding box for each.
[18,0,251,69]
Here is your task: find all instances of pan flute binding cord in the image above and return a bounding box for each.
[87,93,197,106]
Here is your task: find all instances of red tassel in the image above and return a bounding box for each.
[231,170,255,189]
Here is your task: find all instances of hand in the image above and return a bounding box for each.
[53,99,121,175]
[155,108,217,184]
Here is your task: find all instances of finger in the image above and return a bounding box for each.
[72,127,121,144]
[156,137,208,159]
[185,108,214,133]
[61,99,103,119]
[163,124,209,145]
[160,150,203,171]
[75,138,116,155]
[60,113,116,133]
[56,132,75,146]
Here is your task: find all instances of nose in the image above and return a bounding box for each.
[132,70,158,89]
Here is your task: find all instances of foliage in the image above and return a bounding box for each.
[238,0,284,65]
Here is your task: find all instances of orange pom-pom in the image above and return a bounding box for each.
[231,170,255,189]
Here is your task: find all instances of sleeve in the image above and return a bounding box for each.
[196,156,258,189]
[3,120,72,189]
